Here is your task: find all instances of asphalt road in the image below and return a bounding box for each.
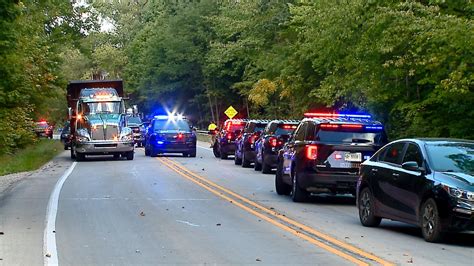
[1,141,473,265]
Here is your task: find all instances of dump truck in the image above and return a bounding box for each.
[67,80,134,161]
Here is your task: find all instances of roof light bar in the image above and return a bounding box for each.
[341,124,363,129]
[155,115,169,120]
[365,125,383,130]
[304,112,372,119]
[155,114,185,120]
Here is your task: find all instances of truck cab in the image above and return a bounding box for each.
[67,81,134,161]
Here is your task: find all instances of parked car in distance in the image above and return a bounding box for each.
[275,113,387,202]
[254,120,299,173]
[357,138,474,242]
[34,121,53,139]
[126,115,144,147]
[235,120,270,167]
[60,122,72,150]
[212,119,247,159]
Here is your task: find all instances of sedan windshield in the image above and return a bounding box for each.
[154,120,190,132]
[127,116,142,125]
[426,142,474,175]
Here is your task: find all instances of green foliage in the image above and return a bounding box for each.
[0,1,94,155]
[93,0,471,138]
[0,139,63,176]
[5,0,471,143]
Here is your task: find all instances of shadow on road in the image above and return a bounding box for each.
[303,194,357,206]
[378,222,474,247]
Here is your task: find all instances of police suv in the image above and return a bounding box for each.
[275,113,387,202]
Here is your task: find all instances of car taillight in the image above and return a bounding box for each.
[306,145,318,160]
[177,133,184,140]
[249,136,255,144]
[226,133,233,140]
[269,137,278,147]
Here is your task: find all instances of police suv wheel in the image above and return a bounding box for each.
[254,160,262,171]
[241,151,251,168]
[234,150,242,165]
[262,159,272,174]
[213,143,220,158]
[275,160,291,195]
[291,170,309,202]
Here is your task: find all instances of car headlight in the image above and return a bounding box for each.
[76,129,91,142]
[443,184,473,201]
[120,127,133,141]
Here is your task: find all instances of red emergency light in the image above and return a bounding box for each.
[304,112,371,119]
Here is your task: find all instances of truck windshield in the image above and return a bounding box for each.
[82,101,121,114]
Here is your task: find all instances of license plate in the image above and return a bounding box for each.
[344,152,362,162]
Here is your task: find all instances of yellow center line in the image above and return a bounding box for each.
[158,157,368,265]
[160,157,394,266]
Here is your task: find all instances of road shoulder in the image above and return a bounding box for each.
[0,151,73,265]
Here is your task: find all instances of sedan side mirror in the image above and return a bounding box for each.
[402,161,421,172]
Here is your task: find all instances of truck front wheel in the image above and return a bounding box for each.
[76,152,85,161]
[70,145,76,159]
[126,151,134,160]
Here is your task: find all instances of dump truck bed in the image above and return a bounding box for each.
[67,80,124,109]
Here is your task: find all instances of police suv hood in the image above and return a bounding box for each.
[435,171,474,191]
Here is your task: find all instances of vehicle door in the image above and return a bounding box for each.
[283,122,307,176]
[256,124,271,163]
[374,141,407,219]
[394,142,426,222]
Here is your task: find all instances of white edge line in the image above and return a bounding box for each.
[43,161,77,266]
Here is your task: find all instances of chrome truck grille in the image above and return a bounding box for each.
[91,125,120,140]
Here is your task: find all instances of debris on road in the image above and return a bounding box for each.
[139,211,146,216]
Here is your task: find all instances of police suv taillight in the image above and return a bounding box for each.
[305,145,319,160]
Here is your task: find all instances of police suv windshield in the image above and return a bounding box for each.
[154,120,191,132]
[316,130,386,144]
[274,125,297,135]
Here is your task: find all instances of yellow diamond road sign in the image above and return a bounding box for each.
[224,106,238,119]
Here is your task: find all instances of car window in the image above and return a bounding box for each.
[403,143,423,167]
[426,142,474,175]
[381,142,406,165]
[127,116,142,125]
[294,123,307,141]
[305,122,315,141]
[370,146,387,162]
[153,120,190,131]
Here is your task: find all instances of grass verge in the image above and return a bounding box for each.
[0,139,64,176]
[196,132,212,143]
